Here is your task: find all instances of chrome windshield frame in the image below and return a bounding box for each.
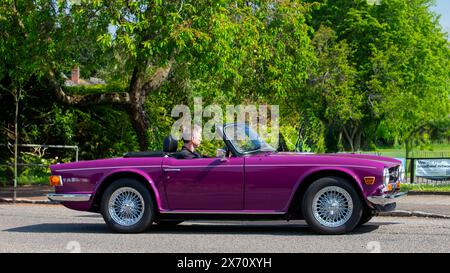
[219,123,276,156]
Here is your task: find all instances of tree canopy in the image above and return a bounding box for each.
[0,0,449,164]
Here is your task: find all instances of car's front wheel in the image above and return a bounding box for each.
[358,207,375,226]
[101,178,154,233]
[302,176,363,235]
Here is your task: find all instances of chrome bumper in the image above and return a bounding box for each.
[47,194,92,202]
[367,192,407,205]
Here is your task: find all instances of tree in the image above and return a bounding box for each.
[305,25,362,151]
[48,0,315,150]
[302,0,450,151]
[0,0,64,197]
[368,0,450,155]
[2,0,448,158]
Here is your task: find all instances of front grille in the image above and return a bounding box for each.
[388,166,400,183]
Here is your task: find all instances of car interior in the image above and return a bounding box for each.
[123,134,231,159]
[123,135,182,158]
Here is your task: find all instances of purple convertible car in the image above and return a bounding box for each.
[48,123,406,234]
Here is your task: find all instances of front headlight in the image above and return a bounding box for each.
[398,164,405,182]
[383,167,390,186]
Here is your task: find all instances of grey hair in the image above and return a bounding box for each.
[182,124,202,142]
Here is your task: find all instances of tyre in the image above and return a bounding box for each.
[101,178,154,233]
[154,220,184,226]
[358,207,374,226]
[302,176,363,235]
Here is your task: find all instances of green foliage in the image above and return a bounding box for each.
[0,0,111,88]
[145,87,179,151]
[63,83,127,95]
[302,0,449,151]
[71,106,139,159]
[366,0,450,153]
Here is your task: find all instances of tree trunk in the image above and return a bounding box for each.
[354,130,362,151]
[128,103,150,151]
[126,61,173,151]
[277,132,289,152]
[128,66,149,150]
[13,88,20,203]
[405,138,412,158]
[343,124,362,152]
[342,126,354,152]
[49,60,174,152]
[338,130,343,151]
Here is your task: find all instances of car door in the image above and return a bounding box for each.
[162,157,244,210]
[244,155,303,211]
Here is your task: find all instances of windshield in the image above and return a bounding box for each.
[223,124,276,154]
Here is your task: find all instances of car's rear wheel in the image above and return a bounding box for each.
[302,176,363,235]
[101,178,154,233]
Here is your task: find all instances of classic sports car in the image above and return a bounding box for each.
[48,123,406,234]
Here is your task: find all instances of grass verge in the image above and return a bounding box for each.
[401,183,450,192]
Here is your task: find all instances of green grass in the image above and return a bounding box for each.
[400,183,450,192]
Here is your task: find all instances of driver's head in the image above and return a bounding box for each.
[182,124,202,148]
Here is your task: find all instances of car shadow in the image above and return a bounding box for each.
[4,223,111,234]
[146,221,394,236]
[3,221,397,236]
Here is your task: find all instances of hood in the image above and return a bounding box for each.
[272,152,401,167]
[321,153,402,165]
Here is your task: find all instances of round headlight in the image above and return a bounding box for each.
[398,164,405,182]
[383,168,390,186]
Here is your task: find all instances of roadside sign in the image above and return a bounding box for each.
[415,159,450,179]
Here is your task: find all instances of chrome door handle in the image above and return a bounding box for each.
[164,168,181,172]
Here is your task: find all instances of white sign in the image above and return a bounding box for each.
[415,159,450,178]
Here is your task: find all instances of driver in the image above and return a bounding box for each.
[179,124,203,159]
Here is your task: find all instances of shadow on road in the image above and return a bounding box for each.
[3,221,397,235]
[4,223,110,234]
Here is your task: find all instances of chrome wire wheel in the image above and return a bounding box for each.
[108,187,145,226]
[312,186,354,228]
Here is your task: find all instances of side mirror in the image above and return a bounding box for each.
[216,148,228,162]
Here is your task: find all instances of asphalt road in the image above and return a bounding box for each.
[1,204,450,253]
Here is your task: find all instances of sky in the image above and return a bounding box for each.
[430,0,450,38]
[103,1,450,40]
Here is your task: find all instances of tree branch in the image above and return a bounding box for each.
[0,84,12,95]
[12,0,28,37]
[48,72,130,107]
[141,59,174,95]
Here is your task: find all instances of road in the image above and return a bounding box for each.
[1,204,450,253]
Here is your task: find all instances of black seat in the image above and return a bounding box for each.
[123,136,179,158]
[163,135,178,153]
